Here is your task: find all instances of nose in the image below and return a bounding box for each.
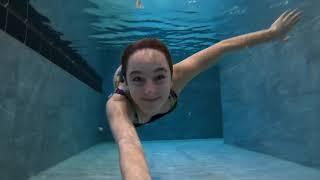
[144,79,157,95]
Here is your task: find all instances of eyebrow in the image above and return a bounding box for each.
[129,67,168,76]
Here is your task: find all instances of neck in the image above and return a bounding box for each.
[133,103,157,123]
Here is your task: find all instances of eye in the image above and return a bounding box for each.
[155,75,166,81]
[132,77,142,82]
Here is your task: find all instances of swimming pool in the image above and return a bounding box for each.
[1,0,319,179]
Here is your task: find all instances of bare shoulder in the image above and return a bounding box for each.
[106,93,133,115]
[107,93,127,103]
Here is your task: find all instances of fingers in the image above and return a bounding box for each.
[278,10,290,21]
[288,9,299,18]
[284,9,303,24]
[272,10,289,26]
[283,9,296,22]
[290,10,303,25]
[289,9,303,21]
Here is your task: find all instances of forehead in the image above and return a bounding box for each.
[127,49,169,72]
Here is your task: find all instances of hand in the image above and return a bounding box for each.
[269,9,303,41]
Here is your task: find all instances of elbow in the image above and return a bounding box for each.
[215,39,235,53]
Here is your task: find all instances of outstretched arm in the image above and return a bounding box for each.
[172,9,302,94]
[106,98,151,180]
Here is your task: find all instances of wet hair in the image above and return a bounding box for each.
[120,38,173,82]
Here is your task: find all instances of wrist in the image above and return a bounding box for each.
[266,28,281,40]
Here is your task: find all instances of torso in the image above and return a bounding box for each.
[113,82,179,125]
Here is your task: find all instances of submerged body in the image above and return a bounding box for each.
[105,9,303,180]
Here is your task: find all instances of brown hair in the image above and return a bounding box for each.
[121,38,173,82]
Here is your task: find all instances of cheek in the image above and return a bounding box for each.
[159,82,172,96]
[128,86,142,96]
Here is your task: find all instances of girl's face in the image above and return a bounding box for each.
[125,49,172,114]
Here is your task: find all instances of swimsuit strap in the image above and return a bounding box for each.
[114,88,126,96]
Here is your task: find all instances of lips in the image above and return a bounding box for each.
[142,97,161,102]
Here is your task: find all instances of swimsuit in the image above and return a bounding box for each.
[112,88,178,127]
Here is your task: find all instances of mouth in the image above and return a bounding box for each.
[142,97,161,102]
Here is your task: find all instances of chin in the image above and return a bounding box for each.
[139,99,164,112]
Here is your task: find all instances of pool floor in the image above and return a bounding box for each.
[29,138,320,180]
